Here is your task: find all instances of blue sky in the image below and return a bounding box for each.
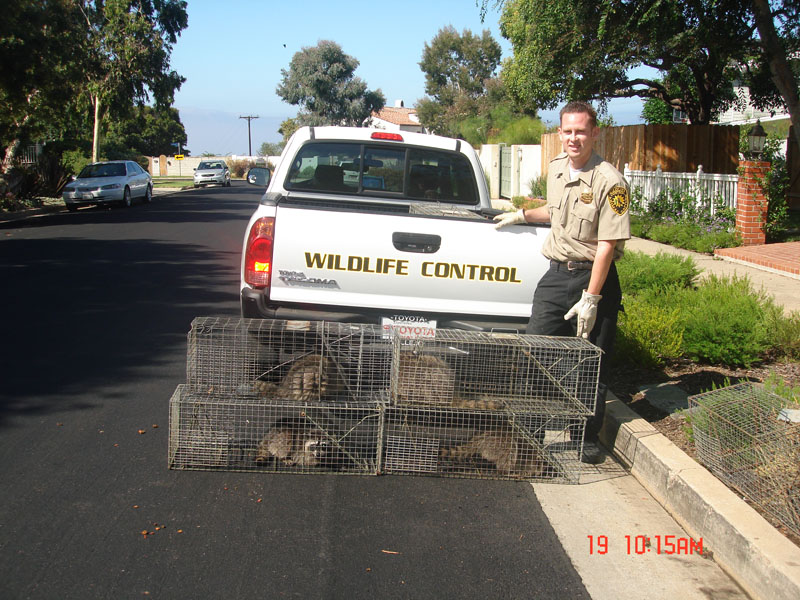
[171,0,648,155]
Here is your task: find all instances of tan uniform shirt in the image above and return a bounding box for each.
[542,152,631,262]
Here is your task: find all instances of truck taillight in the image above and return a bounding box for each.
[244,217,275,288]
[371,132,403,142]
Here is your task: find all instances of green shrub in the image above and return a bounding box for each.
[226,158,258,178]
[487,116,546,145]
[685,229,741,253]
[61,149,91,176]
[1,191,30,211]
[668,275,774,366]
[629,186,741,252]
[528,175,546,198]
[512,196,546,210]
[763,308,800,361]
[614,296,684,367]
[763,371,800,402]
[617,250,699,295]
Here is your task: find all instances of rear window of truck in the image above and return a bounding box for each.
[285,142,477,205]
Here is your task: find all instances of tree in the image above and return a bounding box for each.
[419,26,502,106]
[276,41,385,127]
[105,106,188,157]
[259,141,285,157]
[1,1,188,174]
[77,0,188,161]
[416,27,514,139]
[488,0,799,135]
[641,99,675,125]
[278,117,301,142]
[1,0,90,171]
[498,0,752,124]
[746,0,800,152]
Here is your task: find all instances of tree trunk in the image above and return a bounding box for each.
[2,138,22,173]
[92,94,101,163]
[750,0,800,152]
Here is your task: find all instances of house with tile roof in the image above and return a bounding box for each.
[367,100,426,133]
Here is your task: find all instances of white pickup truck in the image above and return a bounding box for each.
[241,126,550,334]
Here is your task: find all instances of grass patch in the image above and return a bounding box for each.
[153,178,192,189]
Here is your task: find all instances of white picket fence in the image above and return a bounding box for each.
[623,164,738,215]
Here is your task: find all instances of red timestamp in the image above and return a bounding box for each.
[587,535,704,556]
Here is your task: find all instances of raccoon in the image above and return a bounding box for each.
[394,351,507,409]
[255,354,343,401]
[439,426,544,477]
[252,380,278,397]
[395,352,456,406]
[254,418,330,467]
[451,396,504,410]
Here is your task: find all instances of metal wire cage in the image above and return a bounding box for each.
[689,382,800,535]
[408,202,486,220]
[186,317,392,403]
[173,318,600,482]
[382,406,586,482]
[168,385,382,474]
[390,330,600,416]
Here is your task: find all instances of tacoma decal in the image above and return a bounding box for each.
[278,270,340,289]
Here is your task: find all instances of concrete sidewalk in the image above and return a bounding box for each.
[598,395,800,600]
[602,238,800,599]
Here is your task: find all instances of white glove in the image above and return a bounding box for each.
[493,209,526,230]
[564,289,602,339]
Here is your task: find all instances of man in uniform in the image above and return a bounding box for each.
[494,101,630,464]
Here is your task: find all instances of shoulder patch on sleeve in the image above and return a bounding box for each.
[608,185,629,216]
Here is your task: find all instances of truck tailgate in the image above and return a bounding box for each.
[269,205,549,319]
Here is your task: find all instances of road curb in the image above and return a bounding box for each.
[0,204,64,223]
[600,394,800,600]
[0,188,190,224]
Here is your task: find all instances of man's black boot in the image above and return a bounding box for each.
[581,440,605,464]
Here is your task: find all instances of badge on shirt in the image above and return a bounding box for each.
[580,191,593,204]
[608,185,630,216]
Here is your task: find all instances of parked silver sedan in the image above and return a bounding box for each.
[62,160,152,211]
[193,160,231,187]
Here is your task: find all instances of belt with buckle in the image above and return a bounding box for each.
[550,259,594,271]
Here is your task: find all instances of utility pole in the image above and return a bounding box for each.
[239,115,259,156]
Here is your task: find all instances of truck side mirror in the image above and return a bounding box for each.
[247,167,271,187]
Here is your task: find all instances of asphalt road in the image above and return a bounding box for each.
[0,182,589,599]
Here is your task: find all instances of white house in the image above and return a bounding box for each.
[367,100,425,133]
[714,71,792,127]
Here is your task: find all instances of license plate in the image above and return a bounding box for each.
[82,193,94,200]
[381,316,437,339]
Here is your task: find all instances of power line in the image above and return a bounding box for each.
[239,115,260,156]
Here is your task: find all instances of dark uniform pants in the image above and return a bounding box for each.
[526,261,622,440]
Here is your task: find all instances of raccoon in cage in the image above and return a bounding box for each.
[255,417,337,468]
[254,354,343,402]
[396,351,503,410]
[439,424,545,477]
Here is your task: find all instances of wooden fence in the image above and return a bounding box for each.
[541,124,740,175]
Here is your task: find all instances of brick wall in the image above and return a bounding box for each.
[736,161,770,246]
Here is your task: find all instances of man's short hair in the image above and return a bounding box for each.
[560,101,597,128]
